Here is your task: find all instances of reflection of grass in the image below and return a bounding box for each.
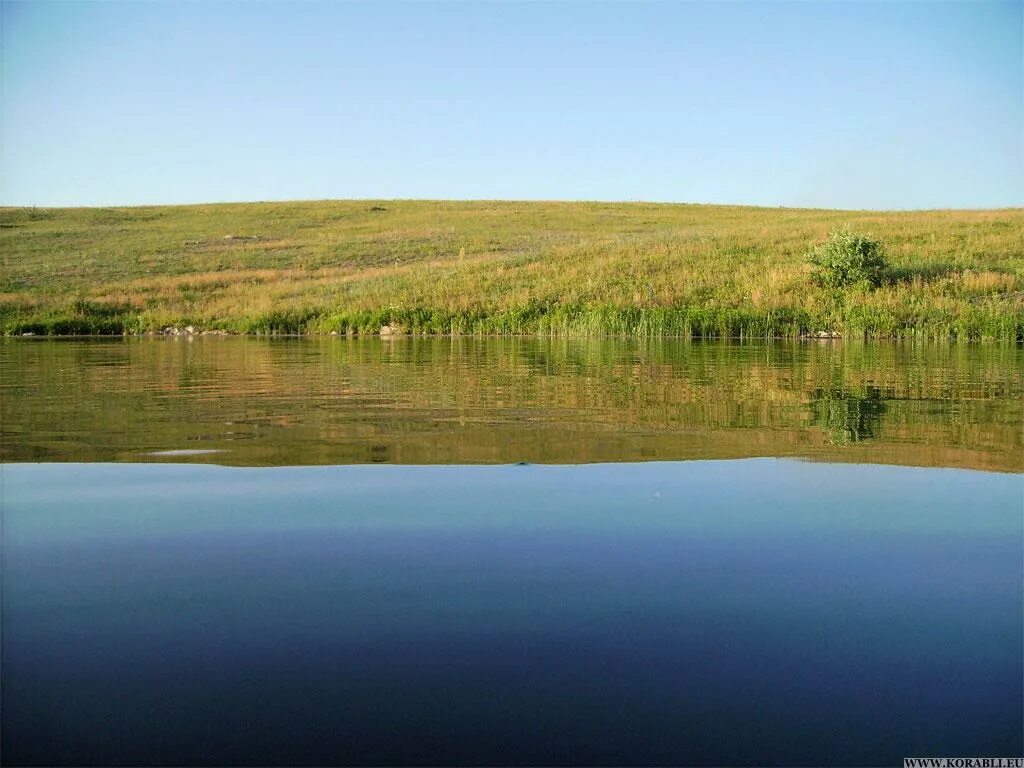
[1,338,1021,471]
[1,201,1022,339]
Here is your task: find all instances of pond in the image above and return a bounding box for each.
[1,338,1022,765]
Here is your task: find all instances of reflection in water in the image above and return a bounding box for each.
[812,386,888,444]
[2,338,1022,766]
[0,337,1021,470]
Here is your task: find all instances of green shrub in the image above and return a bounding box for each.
[808,229,888,290]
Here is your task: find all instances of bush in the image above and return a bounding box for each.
[808,229,888,290]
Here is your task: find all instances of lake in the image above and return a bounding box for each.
[1,338,1022,765]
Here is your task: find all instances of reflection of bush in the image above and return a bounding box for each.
[812,386,887,444]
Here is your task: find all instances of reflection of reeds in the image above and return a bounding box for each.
[1,201,1022,339]
[1,338,1020,472]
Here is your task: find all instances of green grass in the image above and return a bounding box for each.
[2,200,1022,340]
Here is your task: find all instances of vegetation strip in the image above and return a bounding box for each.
[2,200,1021,340]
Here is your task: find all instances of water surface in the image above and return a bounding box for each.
[1,339,1022,765]
[2,337,1021,470]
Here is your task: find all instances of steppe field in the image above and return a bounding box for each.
[2,200,1021,340]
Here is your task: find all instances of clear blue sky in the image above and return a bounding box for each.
[2,1,1021,209]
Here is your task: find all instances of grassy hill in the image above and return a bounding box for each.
[1,200,1022,340]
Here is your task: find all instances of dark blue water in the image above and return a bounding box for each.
[3,460,1021,765]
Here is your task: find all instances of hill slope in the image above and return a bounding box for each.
[2,200,1022,339]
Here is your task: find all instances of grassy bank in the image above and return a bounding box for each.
[1,200,1022,340]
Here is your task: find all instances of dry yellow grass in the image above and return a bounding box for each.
[1,200,1021,338]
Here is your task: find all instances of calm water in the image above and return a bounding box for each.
[2,337,1022,470]
[2,338,1022,765]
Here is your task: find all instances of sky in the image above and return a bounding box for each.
[1,1,1021,209]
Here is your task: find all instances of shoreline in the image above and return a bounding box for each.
[7,329,1023,344]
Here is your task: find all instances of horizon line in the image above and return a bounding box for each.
[3,197,1023,214]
